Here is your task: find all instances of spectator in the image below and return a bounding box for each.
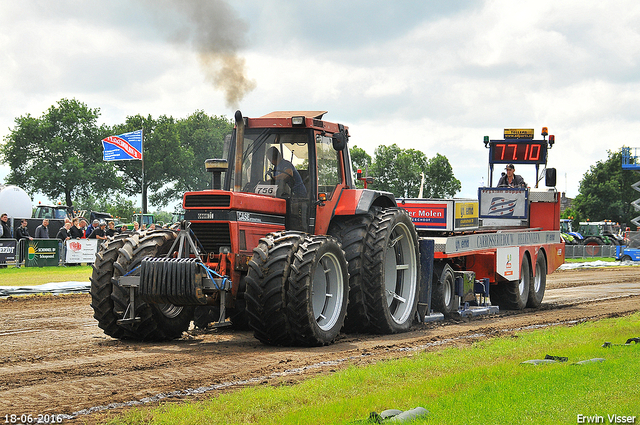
[105,221,118,237]
[15,219,33,241]
[133,221,140,232]
[86,219,99,238]
[120,224,129,233]
[148,223,156,231]
[0,213,10,238]
[79,220,88,238]
[497,164,527,188]
[89,221,108,240]
[56,221,72,241]
[35,219,50,239]
[70,218,83,239]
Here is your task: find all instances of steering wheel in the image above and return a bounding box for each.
[265,168,275,181]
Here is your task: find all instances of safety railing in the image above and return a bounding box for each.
[565,244,617,259]
[0,238,103,267]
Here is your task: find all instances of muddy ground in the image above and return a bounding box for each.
[1,266,639,424]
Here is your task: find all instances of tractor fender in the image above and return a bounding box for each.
[354,189,396,214]
[333,188,396,218]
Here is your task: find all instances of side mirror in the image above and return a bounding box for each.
[332,132,347,151]
[545,168,557,187]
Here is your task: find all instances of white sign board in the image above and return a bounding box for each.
[65,239,99,263]
[496,247,520,281]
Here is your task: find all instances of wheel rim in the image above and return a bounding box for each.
[383,222,418,324]
[534,262,542,293]
[443,273,452,306]
[311,251,344,331]
[519,261,528,297]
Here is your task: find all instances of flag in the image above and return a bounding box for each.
[488,196,517,216]
[102,130,143,161]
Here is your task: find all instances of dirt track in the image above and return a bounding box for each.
[1,266,640,423]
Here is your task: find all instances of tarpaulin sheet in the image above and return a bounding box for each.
[0,281,89,296]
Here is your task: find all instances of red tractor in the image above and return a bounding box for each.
[90,111,420,346]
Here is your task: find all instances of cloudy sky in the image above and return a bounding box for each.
[1,0,639,205]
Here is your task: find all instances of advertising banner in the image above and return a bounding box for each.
[102,129,143,161]
[402,201,449,229]
[65,239,99,263]
[24,239,59,267]
[0,239,17,263]
[454,201,479,230]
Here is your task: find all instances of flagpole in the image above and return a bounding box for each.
[141,128,145,214]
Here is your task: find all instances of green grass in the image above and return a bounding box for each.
[0,265,92,286]
[106,313,640,425]
[565,257,616,263]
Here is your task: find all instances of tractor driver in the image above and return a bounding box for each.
[266,147,308,197]
[497,163,527,188]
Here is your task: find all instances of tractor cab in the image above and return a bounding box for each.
[217,111,353,234]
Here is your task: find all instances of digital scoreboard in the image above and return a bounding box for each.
[489,140,548,165]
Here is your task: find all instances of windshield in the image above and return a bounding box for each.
[229,129,311,198]
[54,209,68,219]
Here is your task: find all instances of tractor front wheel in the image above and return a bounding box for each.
[286,235,349,346]
[90,234,130,338]
[111,230,194,341]
[245,231,305,345]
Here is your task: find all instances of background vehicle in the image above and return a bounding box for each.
[578,221,625,255]
[560,218,582,245]
[90,116,563,347]
[34,202,74,220]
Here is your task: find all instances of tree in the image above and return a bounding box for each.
[349,145,372,189]
[0,98,120,206]
[111,114,190,212]
[370,144,426,198]
[368,144,460,199]
[75,193,137,222]
[154,111,232,202]
[110,112,233,210]
[422,153,461,198]
[560,206,583,231]
[572,149,638,228]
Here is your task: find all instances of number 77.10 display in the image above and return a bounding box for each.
[489,140,548,165]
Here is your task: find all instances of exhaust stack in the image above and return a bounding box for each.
[234,110,244,192]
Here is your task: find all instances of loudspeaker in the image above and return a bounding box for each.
[545,168,557,187]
